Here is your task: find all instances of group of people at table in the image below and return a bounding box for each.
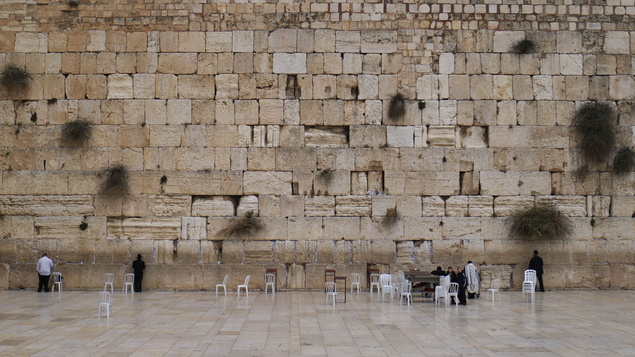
[406,261,480,305]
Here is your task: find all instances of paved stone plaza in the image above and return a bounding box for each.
[0,289,633,356]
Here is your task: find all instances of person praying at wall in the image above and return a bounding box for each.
[132,254,145,292]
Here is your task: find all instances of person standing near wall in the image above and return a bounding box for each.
[456,267,467,305]
[465,261,479,299]
[132,254,145,292]
[529,250,545,292]
[36,253,54,292]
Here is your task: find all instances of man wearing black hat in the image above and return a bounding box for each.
[528,250,544,292]
[132,254,145,292]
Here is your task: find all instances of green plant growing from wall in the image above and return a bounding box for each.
[612,147,635,175]
[0,66,31,91]
[388,93,406,121]
[508,204,572,239]
[381,206,400,227]
[317,168,335,183]
[219,210,264,238]
[100,164,130,195]
[511,39,536,54]
[573,102,616,164]
[61,119,92,146]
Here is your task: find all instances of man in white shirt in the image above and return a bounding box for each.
[36,253,54,292]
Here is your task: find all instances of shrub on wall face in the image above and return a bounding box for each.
[388,93,406,121]
[508,204,572,239]
[100,164,130,195]
[511,39,536,54]
[0,66,31,90]
[573,102,616,164]
[219,211,263,238]
[61,119,92,146]
[613,147,635,175]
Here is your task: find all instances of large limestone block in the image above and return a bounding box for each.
[276,148,316,171]
[273,53,306,74]
[323,217,361,241]
[386,126,414,147]
[360,216,402,241]
[493,196,536,216]
[305,126,348,147]
[181,217,207,240]
[370,240,396,264]
[349,125,386,147]
[94,239,130,264]
[446,196,468,217]
[237,195,259,216]
[0,238,15,264]
[158,171,242,196]
[107,74,133,99]
[609,76,635,100]
[243,171,292,195]
[422,196,445,217]
[273,240,295,264]
[148,195,191,217]
[305,196,335,217]
[288,217,322,240]
[34,216,106,240]
[389,171,459,196]
[352,240,370,265]
[480,171,520,196]
[427,126,456,147]
[178,75,215,99]
[493,31,525,53]
[317,240,335,264]
[243,240,273,263]
[286,263,305,289]
[313,170,349,196]
[107,218,181,240]
[206,32,232,52]
[592,217,635,240]
[603,32,630,54]
[294,240,318,264]
[334,240,351,264]
[610,264,635,289]
[0,195,93,216]
[360,31,397,53]
[220,240,243,264]
[157,53,197,74]
[268,29,297,53]
[335,196,371,217]
[468,196,494,217]
[371,195,398,217]
[173,240,200,264]
[611,196,635,217]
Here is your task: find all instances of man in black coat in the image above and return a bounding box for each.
[456,267,467,305]
[528,250,544,292]
[132,254,145,292]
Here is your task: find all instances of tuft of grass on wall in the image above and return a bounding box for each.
[613,147,635,175]
[388,93,406,121]
[100,164,130,195]
[381,206,400,227]
[219,211,264,238]
[0,66,31,90]
[61,119,92,146]
[508,204,572,239]
[573,102,616,164]
[511,39,536,54]
[317,169,335,183]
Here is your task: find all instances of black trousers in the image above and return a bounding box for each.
[134,273,143,292]
[38,274,50,292]
[458,287,467,305]
[536,274,545,292]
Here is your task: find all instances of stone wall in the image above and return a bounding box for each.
[0,0,634,291]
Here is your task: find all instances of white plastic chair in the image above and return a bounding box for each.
[98,291,111,318]
[399,281,412,306]
[380,274,393,302]
[123,273,134,294]
[237,275,250,297]
[369,273,380,293]
[350,273,361,293]
[325,281,338,305]
[104,273,114,293]
[216,274,228,296]
[51,272,63,293]
[447,282,459,306]
[488,279,501,301]
[264,273,275,294]
[523,269,536,303]
[435,275,451,307]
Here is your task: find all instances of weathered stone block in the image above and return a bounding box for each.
[107,218,181,240]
